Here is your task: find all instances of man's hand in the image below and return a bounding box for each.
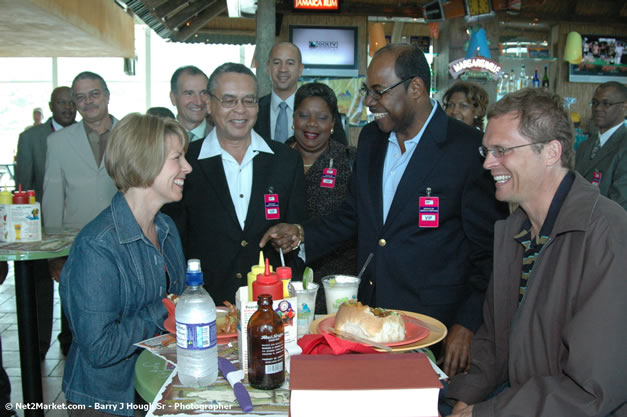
[439,324,473,377]
[49,257,67,282]
[451,401,473,417]
[259,223,302,252]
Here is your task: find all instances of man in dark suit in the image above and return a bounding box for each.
[574,81,626,209]
[163,63,305,305]
[254,42,347,146]
[15,86,76,361]
[261,44,507,376]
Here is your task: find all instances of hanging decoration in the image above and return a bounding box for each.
[448,26,502,80]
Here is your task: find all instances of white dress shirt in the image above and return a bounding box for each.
[599,122,623,147]
[198,129,274,229]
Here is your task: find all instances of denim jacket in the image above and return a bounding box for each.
[60,192,186,416]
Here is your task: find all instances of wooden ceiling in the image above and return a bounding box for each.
[120,0,627,45]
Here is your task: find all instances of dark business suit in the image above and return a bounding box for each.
[163,136,306,304]
[255,94,348,146]
[304,105,507,332]
[14,118,57,360]
[574,123,626,210]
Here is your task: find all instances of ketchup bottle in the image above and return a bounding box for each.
[247,294,285,390]
[252,258,282,301]
[12,185,28,204]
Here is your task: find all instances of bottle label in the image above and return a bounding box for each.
[260,333,284,374]
[176,320,217,350]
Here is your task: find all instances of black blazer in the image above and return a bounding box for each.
[163,138,306,304]
[254,93,348,146]
[304,105,508,332]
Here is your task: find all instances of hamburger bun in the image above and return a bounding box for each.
[334,301,406,343]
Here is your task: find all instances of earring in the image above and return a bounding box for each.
[291,124,294,130]
[330,128,335,135]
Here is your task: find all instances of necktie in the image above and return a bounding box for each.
[590,136,601,159]
[275,102,288,143]
[188,132,197,142]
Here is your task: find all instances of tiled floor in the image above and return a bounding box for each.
[1,261,67,417]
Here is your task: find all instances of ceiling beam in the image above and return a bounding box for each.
[173,0,227,41]
[165,0,215,29]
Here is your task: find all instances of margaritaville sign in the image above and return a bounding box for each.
[293,0,339,10]
[448,57,502,80]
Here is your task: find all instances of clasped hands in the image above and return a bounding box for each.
[259,223,302,252]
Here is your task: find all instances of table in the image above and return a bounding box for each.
[0,229,76,417]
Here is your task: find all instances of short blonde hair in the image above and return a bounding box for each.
[105,113,188,192]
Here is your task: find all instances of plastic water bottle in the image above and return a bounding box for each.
[176,259,217,387]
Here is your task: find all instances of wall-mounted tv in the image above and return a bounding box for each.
[289,25,359,78]
[569,34,626,83]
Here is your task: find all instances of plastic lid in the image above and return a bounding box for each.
[250,251,266,275]
[186,259,203,286]
[276,266,292,280]
[256,258,278,284]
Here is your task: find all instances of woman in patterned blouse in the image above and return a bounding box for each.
[285,83,357,314]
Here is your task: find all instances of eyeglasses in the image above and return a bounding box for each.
[210,94,258,108]
[74,89,102,104]
[478,140,552,158]
[360,77,414,100]
[590,99,624,109]
[445,102,473,111]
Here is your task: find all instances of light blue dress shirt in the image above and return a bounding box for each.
[382,99,438,223]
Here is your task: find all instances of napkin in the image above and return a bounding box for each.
[298,331,382,355]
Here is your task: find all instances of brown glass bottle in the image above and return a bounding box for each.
[247,294,285,390]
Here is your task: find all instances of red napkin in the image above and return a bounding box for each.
[298,331,382,355]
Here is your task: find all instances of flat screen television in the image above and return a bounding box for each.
[289,25,359,77]
[569,34,627,83]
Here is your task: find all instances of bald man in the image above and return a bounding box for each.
[254,42,347,145]
[15,86,77,361]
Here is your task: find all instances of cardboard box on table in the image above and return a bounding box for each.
[0,203,42,242]
[236,286,298,374]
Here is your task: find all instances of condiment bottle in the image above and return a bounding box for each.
[252,258,282,302]
[0,188,12,205]
[247,294,285,390]
[26,190,36,204]
[248,252,266,302]
[276,266,292,298]
[12,185,28,204]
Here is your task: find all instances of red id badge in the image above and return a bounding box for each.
[418,196,439,228]
[591,171,602,187]
[320,168,337,188]
[264,194,280,220]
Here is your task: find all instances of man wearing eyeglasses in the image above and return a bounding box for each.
[254,42,347,145]
[261,43,507,376]
[43,72,118,356]
[163,63,305,305]
[169,66,212,142]
[574,81,626,209]
[445,89,626,417]
[15,86,76,361]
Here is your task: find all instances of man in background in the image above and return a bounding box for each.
[43,71,118,355]
[170,65,212,141]
[574,81,626,209]
[15,86,76,361]
[254,42,347,145]
[32,107,44,127]
[446,88,626,417]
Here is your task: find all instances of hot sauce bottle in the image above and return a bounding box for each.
[247,294,285,390]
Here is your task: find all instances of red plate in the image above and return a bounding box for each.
[317,314,430,347]
[163,307,237,344]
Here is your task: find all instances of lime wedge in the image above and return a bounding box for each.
[303,267,314,289]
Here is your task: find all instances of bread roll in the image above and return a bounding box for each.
[334,301,406,343]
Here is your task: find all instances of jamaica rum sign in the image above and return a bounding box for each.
[294,0,339,10]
